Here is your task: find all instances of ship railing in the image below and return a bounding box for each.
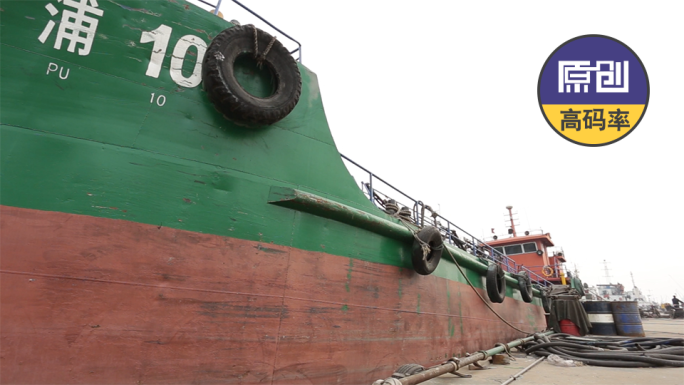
[525,264,558,278]
[483,228,547,241]
[341,154,552,287]
[526,257,566,279]
[194,0,302,62]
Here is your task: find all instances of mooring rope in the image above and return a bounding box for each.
[397,216,431,259]
[386,200,536,333]
[442,244,534,334]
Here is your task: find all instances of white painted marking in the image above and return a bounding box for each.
[45,3,59,16]
[46,62,58,75]
[46,62,70,79]
[140,24,172,79]
[169,35,207,88]
[58,67,70,79]
[38,20,56,43]
[150,93,166,107]
[51,0,104,56]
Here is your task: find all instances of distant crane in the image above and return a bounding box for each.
[602,259,613,284]
[631,271,638,289]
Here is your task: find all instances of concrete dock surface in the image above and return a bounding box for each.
[424,319,684,385]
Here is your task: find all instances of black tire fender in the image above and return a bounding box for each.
[411,226,443,275]
[202,25,302,125]
[486,263,506,303]
[541,291,551,313]
[517,271,533,303]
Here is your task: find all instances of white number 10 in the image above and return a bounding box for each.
[140,24,207,88]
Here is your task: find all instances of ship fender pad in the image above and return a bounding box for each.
[202,25,302,126]
[517,271,533,303]
[486,263,506,303]
[391,363,424,379]
[411,226,443,275]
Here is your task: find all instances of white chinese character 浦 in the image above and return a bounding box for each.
[38,0,104,56]
[558,60,629,94]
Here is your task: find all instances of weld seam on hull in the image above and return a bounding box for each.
[0,269,534,323]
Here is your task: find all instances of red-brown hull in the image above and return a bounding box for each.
[1,206,545,384]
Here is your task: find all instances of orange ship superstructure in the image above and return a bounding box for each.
[485,206,568,285]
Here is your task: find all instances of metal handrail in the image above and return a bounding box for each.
[192,0,302,62]
[483,228,548,241]
[195,0,223,14]
[231,0,302,62]
[341,154,553,287]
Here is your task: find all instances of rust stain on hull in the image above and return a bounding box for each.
[0,206,545,384]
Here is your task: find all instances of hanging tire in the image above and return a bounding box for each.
[517,271,533,303]
[411,226,443,275]
[486,264,506,303]
[202,25,302,125]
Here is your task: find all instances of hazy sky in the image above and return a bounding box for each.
[193,0,684,304]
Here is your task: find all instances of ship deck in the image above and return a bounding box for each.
[424,318,684,385]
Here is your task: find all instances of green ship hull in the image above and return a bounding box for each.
[0,1,545,383]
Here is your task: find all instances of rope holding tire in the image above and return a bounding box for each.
[486,263,506,303]
[411,226,443,275]
[517,271,533,303]
[202,25,302,126]
[251,24,277,65]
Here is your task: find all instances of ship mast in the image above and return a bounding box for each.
[506,206,517,237]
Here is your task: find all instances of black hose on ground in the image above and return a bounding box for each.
[549,347,684,367]
[523,333,684,368]
[536,348,654,368]
[524,341,605,354]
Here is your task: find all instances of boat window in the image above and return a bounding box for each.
[498,243,540,256]
[523,243,537,253]
[504,245,523,255]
